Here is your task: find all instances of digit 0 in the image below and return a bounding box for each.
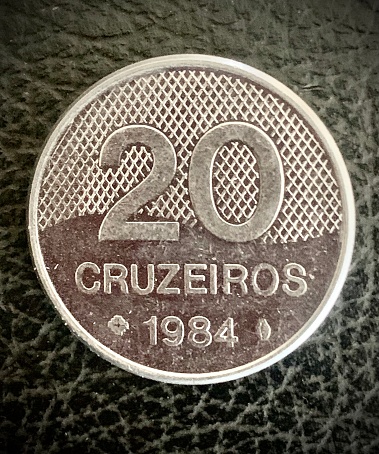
[189,122,284,242]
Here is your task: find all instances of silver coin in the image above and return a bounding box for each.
[28,55,355,384]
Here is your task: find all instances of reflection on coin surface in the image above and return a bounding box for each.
[28,55,355,384]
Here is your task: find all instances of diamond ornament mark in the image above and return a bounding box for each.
[108,315,129,336]
[28,55,355,384]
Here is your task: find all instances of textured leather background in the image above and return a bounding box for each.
[0,0,378,453]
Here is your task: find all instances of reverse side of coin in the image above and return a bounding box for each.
[28,55,355,384]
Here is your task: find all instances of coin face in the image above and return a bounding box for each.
[28,55,355,384]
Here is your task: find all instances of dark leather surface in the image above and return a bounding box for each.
[0,0,378,452]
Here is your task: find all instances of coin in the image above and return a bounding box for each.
[28,55,355,384]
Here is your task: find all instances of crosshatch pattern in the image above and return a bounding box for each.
[38,69,342,243]
[212,141,260,225]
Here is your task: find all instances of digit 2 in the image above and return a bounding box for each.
[98,125,179,241]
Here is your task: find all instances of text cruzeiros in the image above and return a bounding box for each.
[75,262,307,297]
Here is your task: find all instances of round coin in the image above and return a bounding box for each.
[28,55,355,384]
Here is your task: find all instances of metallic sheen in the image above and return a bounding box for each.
[28,55,355,384]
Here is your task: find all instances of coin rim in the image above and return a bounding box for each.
[28,54,355,384]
